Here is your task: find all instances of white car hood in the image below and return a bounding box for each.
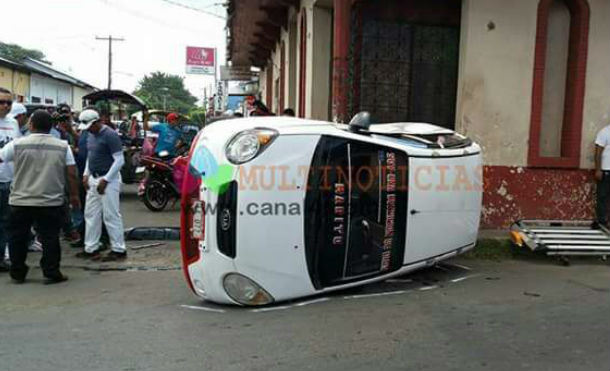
[231,134,321,298]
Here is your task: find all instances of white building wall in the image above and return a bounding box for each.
[29,73,74,106]
[72,86,93,111]
[456,0,538,167]
[457,0,610,170]
[580,0,610,169]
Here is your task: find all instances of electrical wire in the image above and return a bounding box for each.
[157,0,227,19]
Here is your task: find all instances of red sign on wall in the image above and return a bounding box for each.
[186,47,216,75]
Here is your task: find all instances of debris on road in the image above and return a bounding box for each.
[124,227,180,241]
[129,242,165,250]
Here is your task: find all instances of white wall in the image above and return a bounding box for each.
[30,73,74,106]
[72,86,94,111]
[456,0,539,167]
[457,0,610,170]
[580,0,610,169]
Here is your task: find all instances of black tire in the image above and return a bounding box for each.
[142,180,169,212]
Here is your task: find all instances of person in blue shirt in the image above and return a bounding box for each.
[143,111,183,157]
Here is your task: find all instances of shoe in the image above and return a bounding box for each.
[28,238,43,252]
[75,250,101,260]
[10,266,28,284]
[101,251,127,262]
[44,273,68,285]
[70,239,85,248]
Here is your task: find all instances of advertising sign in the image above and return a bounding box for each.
[220,66,258,81]
[186,47,216,75]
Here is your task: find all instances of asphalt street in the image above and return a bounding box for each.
[1,186,609,371]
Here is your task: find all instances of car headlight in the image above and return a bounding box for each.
[223,273,274,306]
[225,128,278,164]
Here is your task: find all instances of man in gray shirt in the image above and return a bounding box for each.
[0,110,80,284]
[76,109,126,262]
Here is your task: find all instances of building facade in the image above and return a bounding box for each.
[0,57,31,102]
[227,0,610,229]
[23,58,96,111]
[0,57,96,111]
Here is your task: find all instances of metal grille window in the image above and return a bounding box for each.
[349,2,461,128]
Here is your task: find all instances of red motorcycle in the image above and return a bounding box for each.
[137,151,187,212]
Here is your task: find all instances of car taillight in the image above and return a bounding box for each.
[180,132,204,294]
[191,201,204,240]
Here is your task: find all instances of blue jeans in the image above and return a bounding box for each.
[0,182,11,259]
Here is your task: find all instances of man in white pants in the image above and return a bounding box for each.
[75,109,126,262]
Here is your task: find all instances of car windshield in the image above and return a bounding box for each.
[304,136,408,288]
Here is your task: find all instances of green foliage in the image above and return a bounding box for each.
[189,107,206,127]
[0,41,48,63]
[133,72,198,115]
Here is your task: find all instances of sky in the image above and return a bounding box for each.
[1,0,227,104]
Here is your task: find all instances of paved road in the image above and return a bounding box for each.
[1,188,609,371]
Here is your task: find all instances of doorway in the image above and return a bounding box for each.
[350,0,461,129]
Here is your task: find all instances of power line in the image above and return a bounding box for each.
[158,0,227,20]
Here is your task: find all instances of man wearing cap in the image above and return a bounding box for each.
[76,109,127,261]
[9,102,29,136]
[0,109,80,284]
[0,88,21,272]
[54,104,81,244]
[143,111,183,157]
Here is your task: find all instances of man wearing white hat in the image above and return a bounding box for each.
[9,102,29,136]
[76,109,127,261]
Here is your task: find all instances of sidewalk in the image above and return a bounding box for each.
[478,229,510,240]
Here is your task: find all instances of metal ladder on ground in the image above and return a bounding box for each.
[510,220,610,263]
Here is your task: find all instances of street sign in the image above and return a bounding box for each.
[220,66,258,81]
[186,47,216,75]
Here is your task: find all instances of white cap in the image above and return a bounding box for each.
[9,103,27,118]
[78,109,100,130]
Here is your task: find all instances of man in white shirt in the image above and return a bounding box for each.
[594,125,610,226]
[75,109,127,262]
[0,109,80,283]
[0,88,21,272]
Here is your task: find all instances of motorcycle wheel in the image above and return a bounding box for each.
[142,180,170,212]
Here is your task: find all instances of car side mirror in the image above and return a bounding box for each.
[349,111,372,132]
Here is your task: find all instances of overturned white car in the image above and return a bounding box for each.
[180,114,482,306]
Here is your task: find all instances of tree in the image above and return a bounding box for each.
[0,41,49,63]
[189,107,206,127]
[133,72,198,115]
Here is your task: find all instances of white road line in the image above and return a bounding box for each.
[418,285,439,291]
[250,306,291,313]
[445,263,472,271]
[450,275,479,283]
[180,305,226,313]
[385,279,413,283]
[344,290,407,300]
[294,298,330,307]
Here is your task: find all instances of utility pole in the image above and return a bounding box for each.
[95,35,125,90]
